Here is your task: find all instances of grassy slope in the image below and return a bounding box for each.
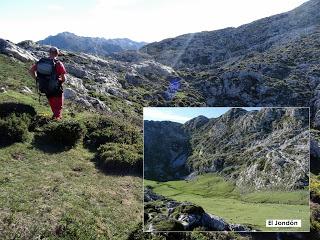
[0,143,142,239]
[0,54,34,91]
[145,174,310,232]
[0,54,143,239]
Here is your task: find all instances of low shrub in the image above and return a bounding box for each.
[84,116,141,149]
[0,113,30,146]
[29,115,51,132]
[96,142,142,173]
[36,120,86,148]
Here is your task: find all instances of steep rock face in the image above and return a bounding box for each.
[144,108,309,190]
[191,108,310,190]
[144,121,190,180]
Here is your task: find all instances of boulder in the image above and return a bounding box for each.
[89,98,111,112]
[64,88,77,100]
[0,87,7,93]
[21,86,33,94]
[67,75,87,92]
[201,213,230,231]
[76,98,92,108]
[132,60,175,77]
[65,63,91,79]
[125,71,143,86]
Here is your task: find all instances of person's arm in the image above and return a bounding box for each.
[29,64,37,80]
[56,61,67,83]
[60,74,67,83]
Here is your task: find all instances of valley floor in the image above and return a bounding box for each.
[144,174,310,232]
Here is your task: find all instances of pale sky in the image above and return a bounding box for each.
[0,0,308,43]
[143,107,262,123]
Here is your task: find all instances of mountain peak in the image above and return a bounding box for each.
[57,31,77,37]
[184,115,209,131]
[38,32,147,56]
[222,108,247,120]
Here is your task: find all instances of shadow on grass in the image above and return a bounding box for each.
[0,102,36,118]
[91,154,142,177]
[0,141,16,148]
[32,134,74,153]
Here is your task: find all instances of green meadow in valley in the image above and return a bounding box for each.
[144,174,310,232]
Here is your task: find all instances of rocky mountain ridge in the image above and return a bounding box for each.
[1,1,320,115]
[0,38,183,115]
[144,108,309,190]
[38,32,147,55]
[141,0,320,69]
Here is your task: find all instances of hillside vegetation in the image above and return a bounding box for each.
[0,54,144,239]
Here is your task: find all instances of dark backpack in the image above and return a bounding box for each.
[36,58,60,96]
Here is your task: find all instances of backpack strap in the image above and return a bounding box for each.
[35,59,41,103]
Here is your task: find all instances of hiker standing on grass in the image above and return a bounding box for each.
[29,47,67,120]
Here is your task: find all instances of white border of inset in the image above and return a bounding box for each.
[142,107,311,233]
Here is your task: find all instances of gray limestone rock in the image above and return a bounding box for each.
[0,39,37,62]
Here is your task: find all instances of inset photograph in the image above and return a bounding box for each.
[143,107,310,232]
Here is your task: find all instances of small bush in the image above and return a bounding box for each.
[96,142,142,173]
[0,114,30,146]
[29,115,51,132]
[37,120,86,148]
[84,116,141,149]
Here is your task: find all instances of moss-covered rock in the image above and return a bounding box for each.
[173,204,205,216]
[153,219,185,231]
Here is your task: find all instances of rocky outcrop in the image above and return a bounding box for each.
[0,38,185,112]
[144,187,252,232]
[20,86,33,94]
[144,108,309,190]
[0,39,37,62]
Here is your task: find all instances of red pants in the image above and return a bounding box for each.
[48,95,63,119]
